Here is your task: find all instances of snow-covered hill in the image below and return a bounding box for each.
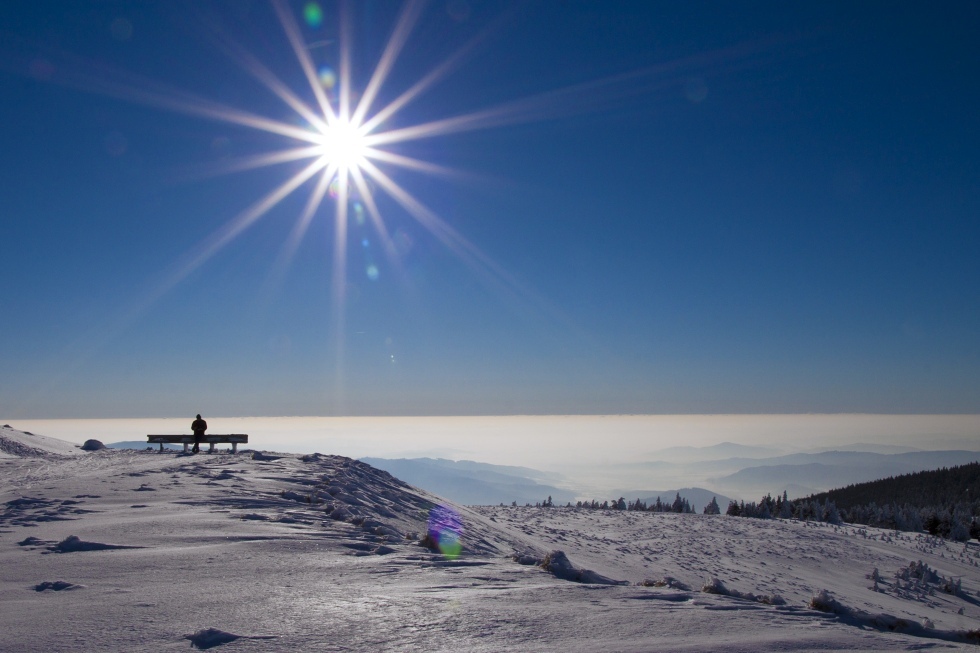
[1,432,978,651]
[0,424,84,458]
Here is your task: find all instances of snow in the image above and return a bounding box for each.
[0,424,85,458]
[1,429,978,651]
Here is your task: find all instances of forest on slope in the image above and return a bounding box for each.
[807,462,980,511]
[726,463,980,541]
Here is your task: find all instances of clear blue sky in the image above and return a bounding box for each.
[1,1,978,418]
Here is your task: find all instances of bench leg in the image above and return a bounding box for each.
[183,443,190,453]
[232,442,238,454]
[208,442,215,453]
[159,442,164,452]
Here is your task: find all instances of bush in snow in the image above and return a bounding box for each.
[701,577,784,605]
[809,589,845,614]
[641,576,690,590]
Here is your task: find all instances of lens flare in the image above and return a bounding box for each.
[318,65,336,89]
[427,504,464,560]
[303,3,323,28]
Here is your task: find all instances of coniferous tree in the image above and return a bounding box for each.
[780,491,793,518]
[672,493,685,513]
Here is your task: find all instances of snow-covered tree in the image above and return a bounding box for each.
[703,497,721,515]
[779,491,792,518]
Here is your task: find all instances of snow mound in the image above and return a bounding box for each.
[49,535,142,553]
[34,581,84,592]
[184,628,276,649]
[810,589,980,644]
[702,576,785,605]
[80,439,106,451]
[0,425,83,457]
[539,550,627,585]
[640,576,691,590]
[185,628,243,649]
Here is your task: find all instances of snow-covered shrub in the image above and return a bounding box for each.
[700,577,780,604]
[758,594,786,605]
[940,577,962,595]
[896,560,940,585]
[418,532,439,551]
[539,551,625,585]
[642,576,690,590]
[809,590,845,614]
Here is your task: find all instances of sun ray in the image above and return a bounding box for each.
[358,11,511,136]
[350,0,426,127]
[35,57,330,144]
[337,3,352,122]
[359,159,585,341]
[179,145,326,182]
[330,166,351,413]
[360,148,460,178]
[166,157,327,295]
[358,159,519,299]
[348,165,402,271]
[206,21,329,133]
[271,0,338,126]
[262,164,337,302]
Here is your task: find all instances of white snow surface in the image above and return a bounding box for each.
[2,432,979,651]
[0,424,85,458]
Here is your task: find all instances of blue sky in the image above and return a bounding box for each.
[1,1,978,418]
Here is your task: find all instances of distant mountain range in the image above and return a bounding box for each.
[359,457,732,512]
[710,450,980,498]
[644,442,782,463]
[360,457,577,506]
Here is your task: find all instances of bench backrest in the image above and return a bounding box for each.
[147,434,248,443]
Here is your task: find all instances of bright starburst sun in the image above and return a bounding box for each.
[315,118,368,172]
[29,0,754,405]
[137,0,542,401]
[170,0,515,303]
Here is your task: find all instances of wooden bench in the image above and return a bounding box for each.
[147,434,248,454]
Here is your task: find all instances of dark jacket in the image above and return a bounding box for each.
[191,418,207,435]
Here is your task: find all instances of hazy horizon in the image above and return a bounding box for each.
[8,414,978,473]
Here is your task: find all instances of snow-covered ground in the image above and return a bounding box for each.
[1,426,978,651]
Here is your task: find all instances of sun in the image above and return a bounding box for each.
[86,0,580,405]
[314,117,368,173]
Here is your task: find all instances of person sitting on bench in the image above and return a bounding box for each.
[191,414,207,454]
